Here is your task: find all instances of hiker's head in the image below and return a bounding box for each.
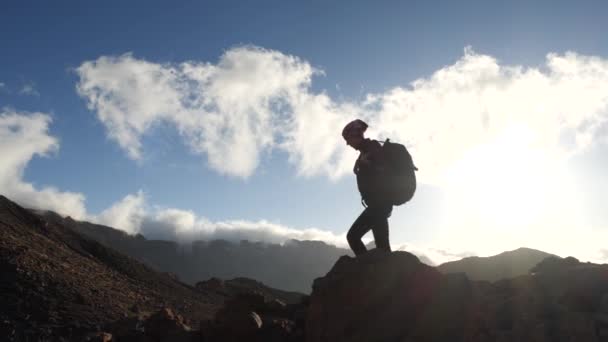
[342,119,368,150]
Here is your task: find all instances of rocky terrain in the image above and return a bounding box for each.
[5,193,608,341]
[0,195,306,341]
[307,250,608,341]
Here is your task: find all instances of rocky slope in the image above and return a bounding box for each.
[0,195,305,341]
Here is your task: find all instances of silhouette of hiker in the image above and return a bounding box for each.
[343,119,393,256]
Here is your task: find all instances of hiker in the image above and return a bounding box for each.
[342,119,394,256]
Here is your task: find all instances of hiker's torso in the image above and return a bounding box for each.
[354,139,388,204]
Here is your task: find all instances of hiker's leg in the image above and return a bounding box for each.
[347,208,373,256]
[370,204,393,253]
[372,217,391,252]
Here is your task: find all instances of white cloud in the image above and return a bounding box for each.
[86,189,608,266]
[76,47,321,178]
[76,47,608,184]
[396,244,477,266]
[73,46,608,263]
[8,46,608,264]
[365,49,608,184]
[1,107,606,265]
[89,190,346,246]
[0,109,86,218]
[94,190,146,234]
[140,206,347,246]
[0,108,347,248]
[19,83,40,97]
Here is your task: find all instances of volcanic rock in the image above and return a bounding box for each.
[307,249,608,341]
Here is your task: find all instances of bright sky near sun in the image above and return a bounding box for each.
[2,0,608,264]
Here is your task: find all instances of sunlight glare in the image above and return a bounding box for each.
[441,123,571,241]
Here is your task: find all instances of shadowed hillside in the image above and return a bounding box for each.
[0,195,304,341]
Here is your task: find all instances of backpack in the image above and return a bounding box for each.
[381,139,418,205]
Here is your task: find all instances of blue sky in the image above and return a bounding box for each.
[2,0,608,264]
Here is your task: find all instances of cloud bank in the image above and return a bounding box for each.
[90,189,346,247]
[6,46,608,265]
[0,109,87,218]
[77,46,608,184]
[76,46,357,180]
[0,109,345,248]
[74,46,608,263]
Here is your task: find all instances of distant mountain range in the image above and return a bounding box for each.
[33,200,563,291]
[38,209,351,293]
[436,247,558,282]
[9,194,565,293]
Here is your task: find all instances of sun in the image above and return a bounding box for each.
[442,124,561,232]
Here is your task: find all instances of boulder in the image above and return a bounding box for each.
[143,307,193,341]
[259,317,298,342]
[264,298,288,316]
[307,249,470,342]
[106,307,195,342]
[202,293,265,341]
[202,311,263,342]
[84,332,113,342]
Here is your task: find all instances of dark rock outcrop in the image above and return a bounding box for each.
[307,250,474,342]
[201,292,307,342]
[307,249,608,342]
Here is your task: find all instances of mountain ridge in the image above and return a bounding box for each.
[437,246,558,282]
[33,202,568,289]
[36,208,351,293]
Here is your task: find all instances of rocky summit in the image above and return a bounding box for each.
[307,249,608,342]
